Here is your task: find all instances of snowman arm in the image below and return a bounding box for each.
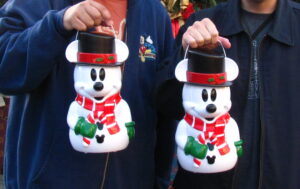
[184,136,208,159]
[115,100,135,139]
[74,117,97,138]
[226,118,243,157]
[226,118,241,142]
[67,102,97,138]
[67,102,81,130]
[115,100,132,123]
[175,120,188,150]
[0,7,72,94]
[125,121,135,140]
[234,140,244,157]
[175,120,207,159]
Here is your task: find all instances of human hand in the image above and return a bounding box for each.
[182,18,231,50]
[63,0,113,31]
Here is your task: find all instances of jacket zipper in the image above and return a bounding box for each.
[231,35,266,189]
[231,34,253,189]
[245,19,273,189]
[257,35,266,189]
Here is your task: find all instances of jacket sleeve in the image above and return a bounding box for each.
[155,13,198,120]
[153,4,176,87]
[0,0,74,95]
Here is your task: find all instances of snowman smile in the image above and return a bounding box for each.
[205,117,214,121]
[94,97,104,101]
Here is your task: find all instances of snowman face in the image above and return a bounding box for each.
[182,83,231,121]
[74,65,122,101]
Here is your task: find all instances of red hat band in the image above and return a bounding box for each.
[78,52,117,65]
[187,71,227,85]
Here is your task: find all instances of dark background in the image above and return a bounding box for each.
[0,0,5,6]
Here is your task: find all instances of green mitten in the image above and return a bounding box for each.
[125,121,135,140]
[184,136,208,159]
[74,117,97,138]
[234,140,244,157]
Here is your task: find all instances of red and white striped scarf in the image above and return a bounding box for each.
[184,113,231,156]
[76,93,122,135]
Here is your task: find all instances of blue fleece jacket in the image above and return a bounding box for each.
[0,0,175,188]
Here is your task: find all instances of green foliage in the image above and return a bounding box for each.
[0,0,6,7]
[192,0,216,9]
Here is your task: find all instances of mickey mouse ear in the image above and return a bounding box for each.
[225,57,239,81]
[175,59,188,82]
[115,39,129,62]
[65,40,78,62]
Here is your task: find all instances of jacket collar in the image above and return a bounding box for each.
[220,0,294,46]
[268,0,294,46]
[218,0,244,37]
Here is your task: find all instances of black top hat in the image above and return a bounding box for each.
[77,32,121,66]
[186,48,232,86]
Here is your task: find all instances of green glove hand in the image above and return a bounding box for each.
[184,136,208,159]
[74,117,97,138]
[234,140,244,157]
[125,121,135,140]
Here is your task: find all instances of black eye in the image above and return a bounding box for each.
[91,68,97,81]
[202,89,208,102]
[99,68,105,81]
[211,89,217,101]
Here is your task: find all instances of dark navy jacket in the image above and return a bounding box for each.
[0,0,174,188]
[172,0,300,188]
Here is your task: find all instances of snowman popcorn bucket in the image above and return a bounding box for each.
[175,45,243,173]
[66,32,135,153]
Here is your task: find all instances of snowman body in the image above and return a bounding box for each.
[67,65,132,153]
[175,47,242,173]
[176,84,240,173]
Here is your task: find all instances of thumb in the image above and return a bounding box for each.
[218,36,231,49]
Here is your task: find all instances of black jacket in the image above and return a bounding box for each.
[172,0,300,188]
[0,0,174,188]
